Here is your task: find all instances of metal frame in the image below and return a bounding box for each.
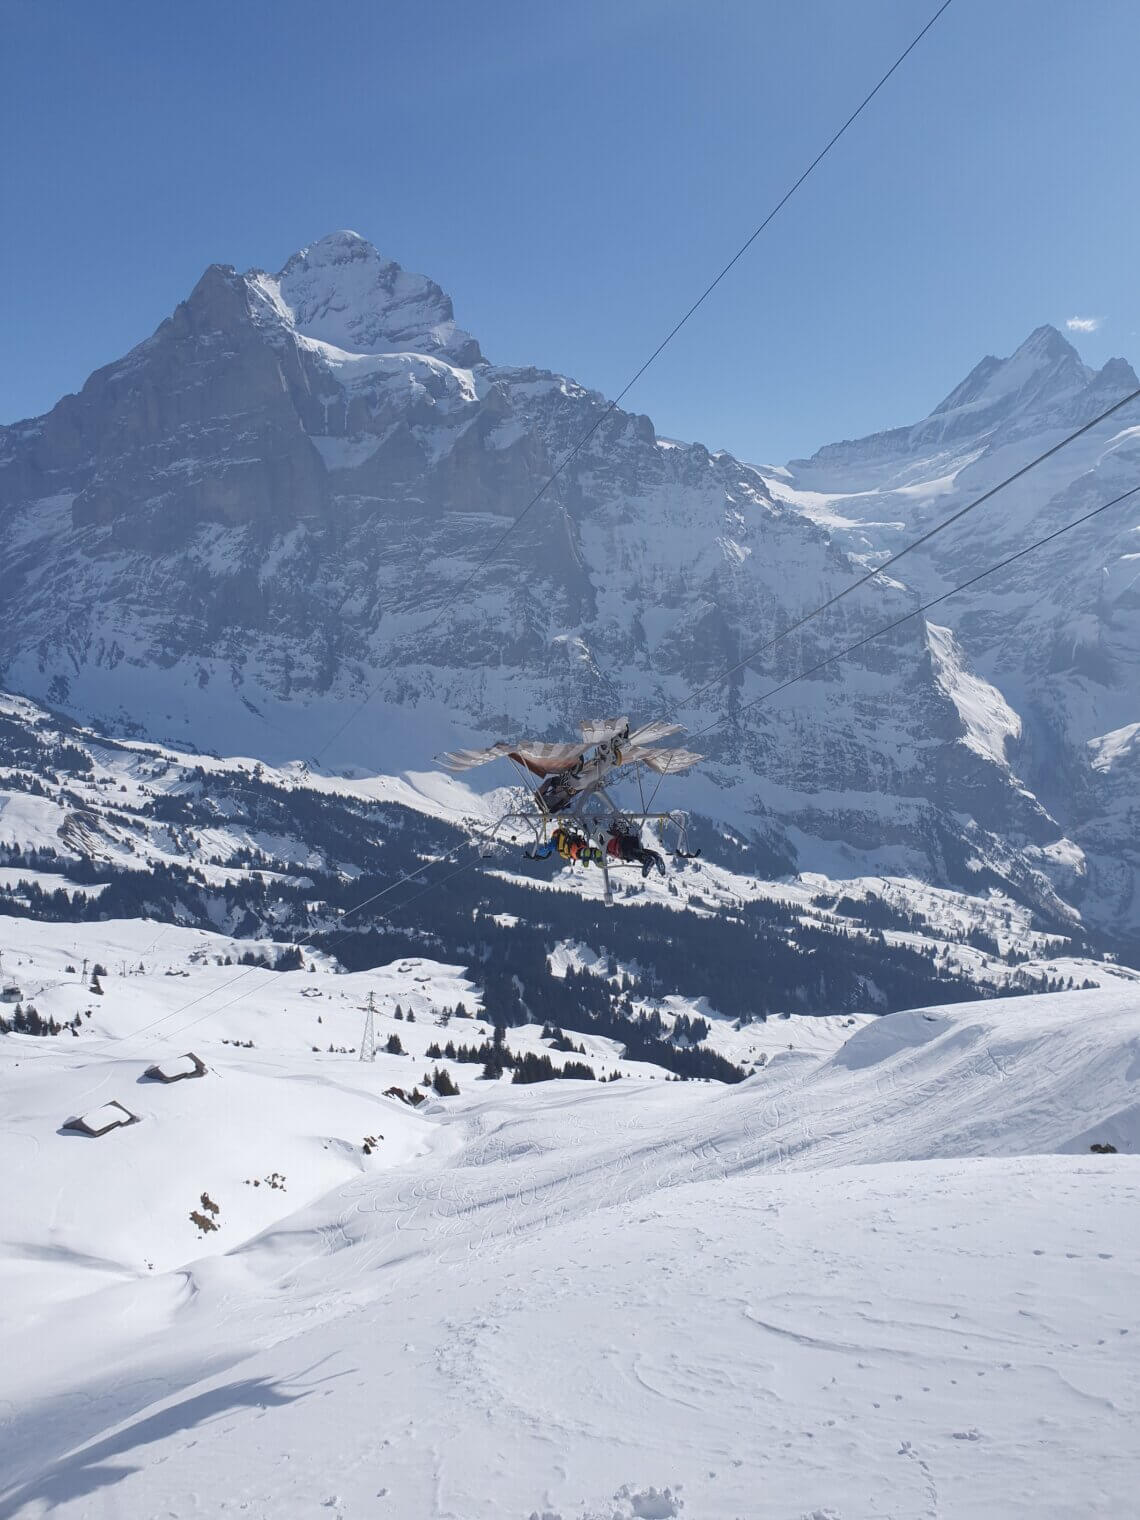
[477,783,694,909]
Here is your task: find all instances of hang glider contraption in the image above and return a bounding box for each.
[441,717,701,906]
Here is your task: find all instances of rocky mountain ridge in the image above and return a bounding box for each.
[1,233,1135,940]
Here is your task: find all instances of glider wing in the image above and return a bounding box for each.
[625,745,703,774]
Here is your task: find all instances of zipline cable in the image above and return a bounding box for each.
[699,480,1140,733]
[635,478,1140,827]
[13,834,484,1063]
[309,0,955,767]
[21,441,1139,1066]
[81,847,489,1060]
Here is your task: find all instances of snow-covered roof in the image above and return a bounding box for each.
[144,1052,207,1083]
[62,1101,139,1137]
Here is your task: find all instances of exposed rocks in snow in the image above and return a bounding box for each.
[765,323,1140,938]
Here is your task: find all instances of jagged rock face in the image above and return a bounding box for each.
[0,233,1096,924]
[765,325,1140,935]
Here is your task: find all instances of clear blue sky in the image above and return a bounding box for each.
[3,0,1137,463]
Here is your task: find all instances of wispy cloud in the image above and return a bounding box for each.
[1066,316,1101,334]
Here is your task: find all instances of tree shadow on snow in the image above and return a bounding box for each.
[0,1371,324,1518]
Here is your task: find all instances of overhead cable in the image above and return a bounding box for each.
[37,478,1139,1065]
[693,481,1140,736]
[678,385,1140,711]
[23,4,959,1057]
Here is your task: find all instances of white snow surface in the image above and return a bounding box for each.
[1088,720,1140,773]
[2,915,1138,1518]
[926,622,1021,766]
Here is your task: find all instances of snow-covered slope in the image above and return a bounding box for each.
[2,977,1137,1519]
[3,686,1127,1029]
[0,914,647,1318]
[5,258,1140,1517]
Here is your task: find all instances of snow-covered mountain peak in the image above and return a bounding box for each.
[248,230,483,366]
[932,323,1092,422]
[1016,322,1082,366]
[788,323,1137,485]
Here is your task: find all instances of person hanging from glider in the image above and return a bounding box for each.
[527,825,605,867]
[604,816,666,878]
[439,716,700,900]
[531,726,629,816]
[526,818,664,878]
[535,769,576,817]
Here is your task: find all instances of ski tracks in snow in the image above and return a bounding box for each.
[5,990,1140,1517]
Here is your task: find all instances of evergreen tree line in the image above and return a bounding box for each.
[0,1004,83,1037]
[421,1033,596,1083]
[0,715,93,778]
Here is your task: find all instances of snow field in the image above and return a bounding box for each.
[19,1158,1127,1520]
[0,916,703,1324]
[2,968,1139,1517]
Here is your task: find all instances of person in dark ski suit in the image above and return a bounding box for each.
[605,821,666,878]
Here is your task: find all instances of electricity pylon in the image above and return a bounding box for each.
[359,992,377,1062]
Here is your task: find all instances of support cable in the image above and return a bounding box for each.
[638,477,1140,829]
[696,480,1140,734]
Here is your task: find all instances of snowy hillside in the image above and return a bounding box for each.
[1,233,1123,932]
[4,692,1137,1515]
[2,687,1127,1042]
[4,676,1138,1519]
[2,969,1137,1518]
[4,243,1140,1513]
[0,912,687,1313]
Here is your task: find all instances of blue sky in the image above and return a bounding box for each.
[3,0,1137,462]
